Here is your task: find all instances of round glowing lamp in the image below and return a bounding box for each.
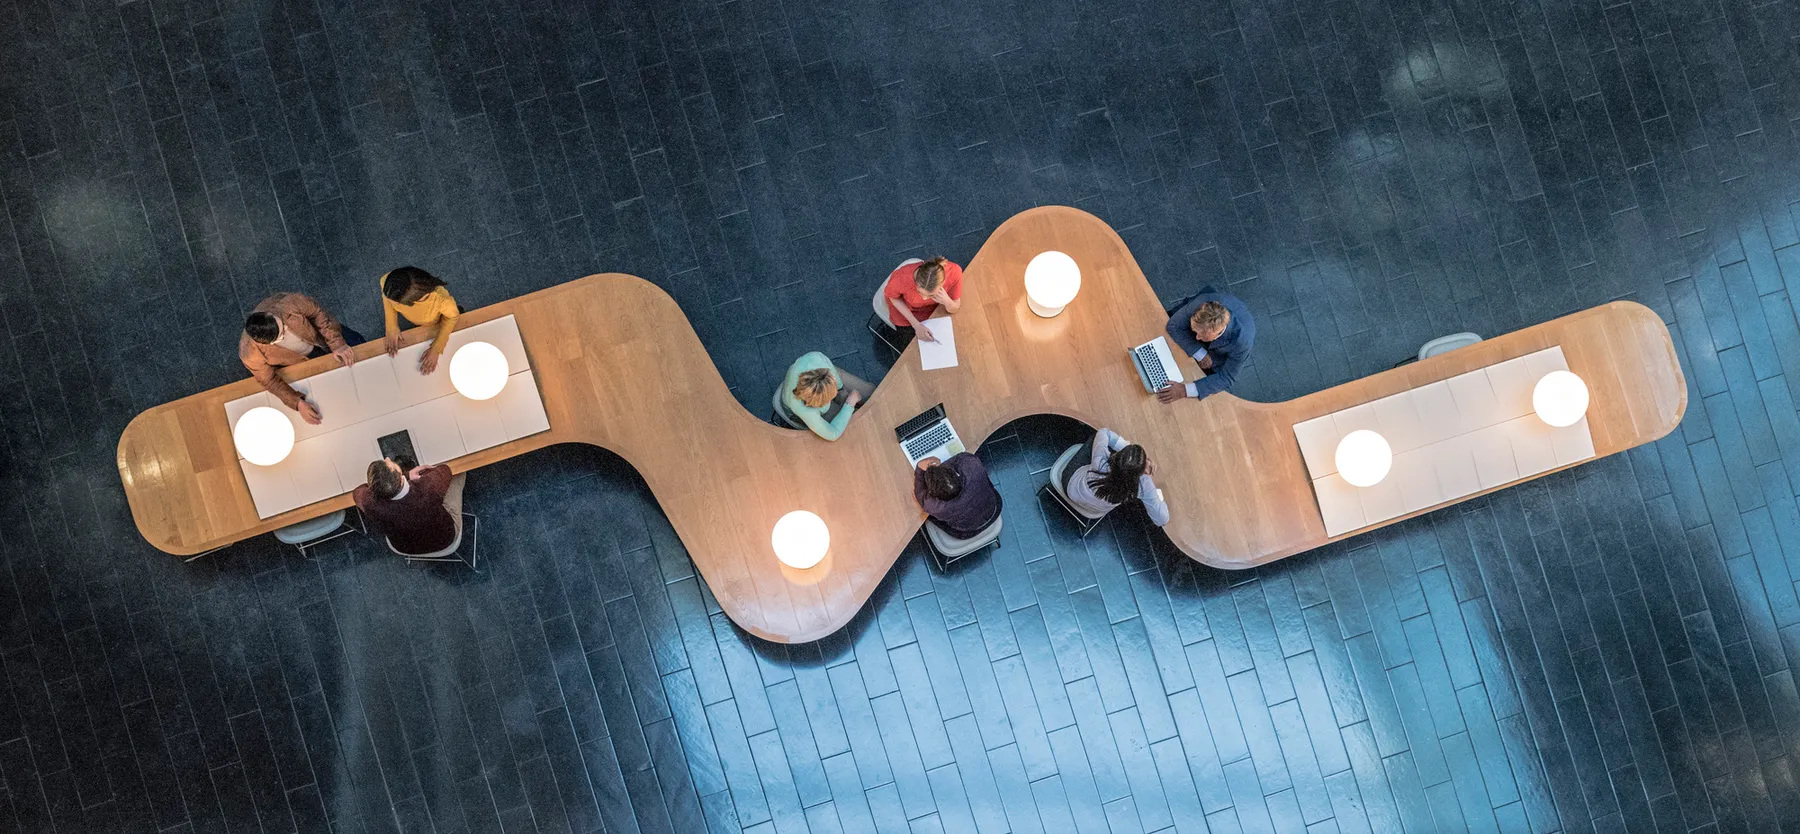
[450,341,510,400]
[1024,250,1081,317]
[234,406,295,466]
[1533,370,1589,428]
[772,510,829,570]
[1335,429,1393,488]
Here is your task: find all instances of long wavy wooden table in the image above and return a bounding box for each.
[118,206,1685,643]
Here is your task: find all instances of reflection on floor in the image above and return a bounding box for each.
[4,0,1800,831]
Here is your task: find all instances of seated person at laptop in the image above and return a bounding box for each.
[782,352,876,440]
[1060,428,1170,526]
[239,292,366,425]
[914,453,1003,539]
[1156,286,1255,403]
[881,256,963,343]
[354,458,465,556]
[381,265,460,374]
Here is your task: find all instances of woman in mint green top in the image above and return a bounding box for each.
[781,352,876,440]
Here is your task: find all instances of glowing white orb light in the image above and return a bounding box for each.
[234,406,295,466]
[1335,429,1393,488]
[1533,370,1589,428]
[450,341,510,400]
[1024,250,1081,317]
[772,510,830,570]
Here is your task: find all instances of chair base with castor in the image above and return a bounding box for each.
[922,514,1004,570]
[1041,443,1107,537]
[1395,332,1482,367]
[272,508,365,559]
[388,512,480,569]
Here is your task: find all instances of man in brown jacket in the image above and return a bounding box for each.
[239,293,366,425]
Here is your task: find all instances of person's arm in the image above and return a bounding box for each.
[413,464,452,503]
[242,341,306,410]
[913,467,930,508]
[1138,474,1171,527]
[1187,343,1243,400]
[1090,428,1124,469]
[428,292,459,357]
[889,296,937,342]
[796,398,853,441]
[935,264,964,314]
[296,294,348,352]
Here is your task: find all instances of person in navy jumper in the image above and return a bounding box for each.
[1156,286,1255,403]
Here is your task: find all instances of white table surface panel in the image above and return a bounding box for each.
[225,316,546,518]
[1299,346,1591,537]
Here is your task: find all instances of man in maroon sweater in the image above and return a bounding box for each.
[354,458,464,555]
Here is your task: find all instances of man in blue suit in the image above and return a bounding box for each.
[1156,287,1256,403]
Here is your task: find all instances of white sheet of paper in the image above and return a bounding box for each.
[918,316,958,370]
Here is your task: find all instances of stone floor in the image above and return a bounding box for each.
[3,0,1800,831]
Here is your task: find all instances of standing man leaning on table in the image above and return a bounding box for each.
[1156,286,1256,403]
[239,292,365,425]
[381,266,460,374]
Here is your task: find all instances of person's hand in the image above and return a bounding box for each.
[1145,459,1157,476]
[925,287,952,305]
[299,400,323,425]
[419,349,440,374]
[845,390,863,408]
[917,457,941,470]
[1198,353,1214,371]
[913,323,938,343]
[1156,384,1189,404]
[384,334,400,357]
[333,345,357,367]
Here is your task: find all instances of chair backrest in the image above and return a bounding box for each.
[771,388,804,429]
[873,258,928,319]
[1047,443,1086,500]
[1418,332,1482,361]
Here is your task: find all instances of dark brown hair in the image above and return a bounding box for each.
[1087,444,1148,505]
[922,461,965,501]
[366,459,405,500]
[383,266,447,303]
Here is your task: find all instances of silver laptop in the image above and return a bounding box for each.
[895,404,966,466]
[1130,336,1186,393]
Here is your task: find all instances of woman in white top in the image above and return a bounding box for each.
[1059,428,1170,526]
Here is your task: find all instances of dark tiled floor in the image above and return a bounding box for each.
[2,0,1800,831]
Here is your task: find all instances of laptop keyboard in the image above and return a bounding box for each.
[904,423,955,459]
[1136,344,1169,390]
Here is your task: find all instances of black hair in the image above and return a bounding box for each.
[922,462,965,501]
[1087,444,1148,505]
[244,311,280,344]
[383,266,447,303]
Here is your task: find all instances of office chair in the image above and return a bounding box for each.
[922,515,1005,570]
[389,512,480,569]
[1040,443,1107,537]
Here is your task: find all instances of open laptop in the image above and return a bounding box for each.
[1129,336,1186,394]
[895,404,965,466]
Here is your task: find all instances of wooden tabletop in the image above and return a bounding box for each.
[117,206,1685,643]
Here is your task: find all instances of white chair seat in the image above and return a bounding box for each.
[274,510,347,544]
[772,389,803,428]
[925,515,1003,558]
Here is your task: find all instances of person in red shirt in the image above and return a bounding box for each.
[881,256,963,342]
[354,458,465,556]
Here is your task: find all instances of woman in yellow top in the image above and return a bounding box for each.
[381,266,459,374]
